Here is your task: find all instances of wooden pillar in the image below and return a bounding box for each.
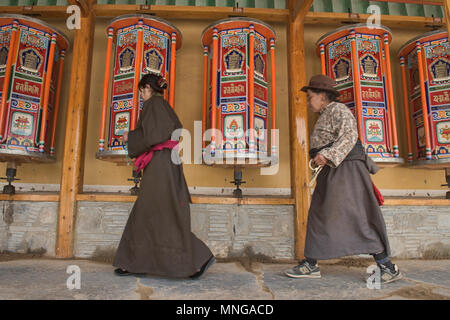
[287,0,314,260]
[56,3,96,258]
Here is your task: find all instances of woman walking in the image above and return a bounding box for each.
[285,74,402,284]
[113,74,215,279]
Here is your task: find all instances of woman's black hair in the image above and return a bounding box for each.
[138,73,168,93]
[309,88,339,102]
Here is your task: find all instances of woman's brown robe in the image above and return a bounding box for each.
[113,95,213,277]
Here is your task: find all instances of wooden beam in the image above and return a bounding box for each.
[0,6,68,18]
[0,193,59,202]
[76,193,295,205]
[56,7,96,259]
[1,193,448,206]
[93,4,289,22]
[384,197,450,206]
[287,0,312,260]
[305,12,446,29]
[76,193,136,202]
[0,5,446,28]
[292,0,314,22]
[304,12,446,29]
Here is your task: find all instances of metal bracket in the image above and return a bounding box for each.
[128,169,142,196]
[231,167,246,199]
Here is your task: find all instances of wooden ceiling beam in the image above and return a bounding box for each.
[93,5,289,22]
[304,11,447,29]
[0,4,447,28]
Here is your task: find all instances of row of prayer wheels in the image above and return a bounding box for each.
[0,13,449,193]
[95,16,278,169]
[317,25,449,169]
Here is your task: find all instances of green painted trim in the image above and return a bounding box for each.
[14,72,43,83]
[335,82,354,90]
[360,81,383,87]
[221,75,246,82]
[429,84,450,92]
[114,73,135,81]
[254,77,267,87]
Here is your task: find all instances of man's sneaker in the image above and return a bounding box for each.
[378,263,403,284]
[285,259,321,279]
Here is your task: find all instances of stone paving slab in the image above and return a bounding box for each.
[0,260,138,300]
[257,263,408,300]
[0,259,449,300]
[394,260,450,287]
[138,262,271,300]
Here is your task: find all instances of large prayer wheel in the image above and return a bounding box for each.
[0,14,69,163]
[398,30,450,169]
[317,24,404,167]
[96,15,182,163]
[201,18,278,168]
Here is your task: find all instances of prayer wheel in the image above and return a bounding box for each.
[398,30,450,169]
[0,14,69,163]
[317,24,404,167]
[0,14,69,194]
[96,15,182,163]
[201,18,278,168]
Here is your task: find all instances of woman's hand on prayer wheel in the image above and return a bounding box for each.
[122,131,129,143]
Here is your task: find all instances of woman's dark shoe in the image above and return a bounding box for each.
[114,268,145,277]
[190,256,216,280]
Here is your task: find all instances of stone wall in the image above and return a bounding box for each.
[381,206,450,259]
[74,202,295,260]
[1,200,449,260]
[0,201,58,255]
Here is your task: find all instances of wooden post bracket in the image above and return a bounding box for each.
[67,0,95,17]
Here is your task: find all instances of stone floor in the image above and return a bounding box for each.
[0,258,449,300]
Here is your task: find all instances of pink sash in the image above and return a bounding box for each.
[134,140,179,171]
